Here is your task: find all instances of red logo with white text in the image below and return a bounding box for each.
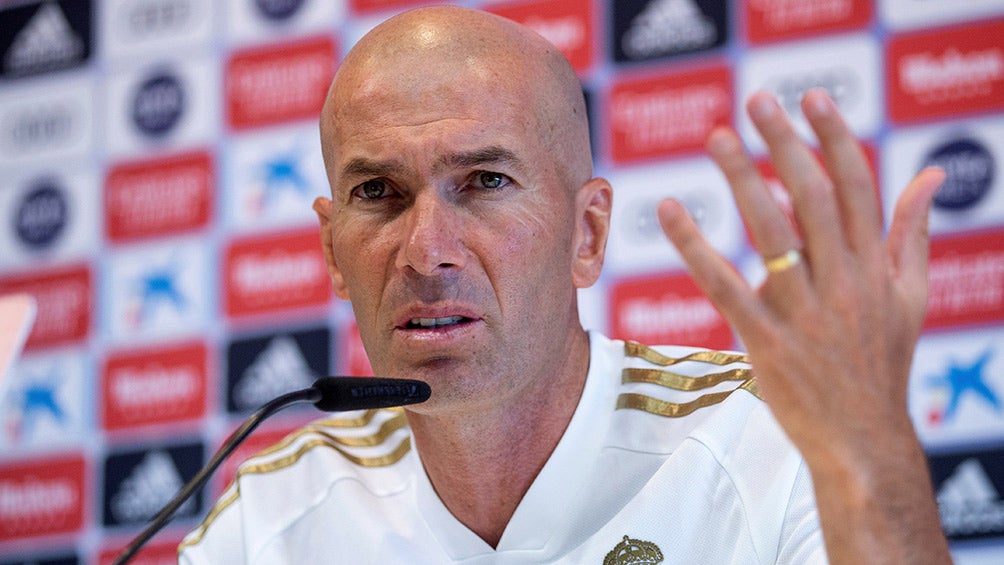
[99,536,183,565]
[105,151,214,242]
[0,454,86,541]
[926,230,1004,330]
[349,0,426,12]
[224,229,332,317]
[0,264,91,349]
[887,19,1004,123]
[608,64,733,163]
[102,341,209,431]
[745,0,871,44]
[227,36,336,130]
[610,272,733,350]
[487,0,594,73]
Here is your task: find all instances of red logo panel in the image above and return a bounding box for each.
[350,0,427,12]
[227,37,337,130]
[487,0,594,73]
[99,537,184,565]
[745,0,872,44]
[0,264,91,349]
[224,229,332,317]
[0,454,86,542]
[887,19,1004,123]
[105,151,214,242]
[610,272,733,350]
[343,319,374,377]
[102,341,209,431]
[926,230,1004,330]
[609,65,733,164]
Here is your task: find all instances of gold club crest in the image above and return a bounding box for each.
[604,535,664,564]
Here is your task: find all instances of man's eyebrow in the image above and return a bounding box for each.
[439,146,521,171]
[341,157,404,179]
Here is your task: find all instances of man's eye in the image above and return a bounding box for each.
[475,171,509,190]
[357,180,387,199]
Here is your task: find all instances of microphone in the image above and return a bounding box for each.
[113,376,431,565]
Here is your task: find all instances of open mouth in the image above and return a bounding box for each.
[404,316,472,329]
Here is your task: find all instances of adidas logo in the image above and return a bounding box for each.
[622,0,716,59]
[234,336,316,410]
[936,458,1004,537]
[3,2,84,75]
[110,450,192,524]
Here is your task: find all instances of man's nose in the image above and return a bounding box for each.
[396,192,466,275]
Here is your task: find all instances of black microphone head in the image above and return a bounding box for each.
[311,377,431,412]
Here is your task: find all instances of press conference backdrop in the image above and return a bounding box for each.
[0,0,1002,563]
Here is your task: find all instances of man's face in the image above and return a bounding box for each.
[319,57,592,410]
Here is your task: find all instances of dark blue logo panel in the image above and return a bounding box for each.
[131,71,185,137]
[15,179,68,249]
[611,0,728,64]
[254,0,306,21]
[926,138,995,211]
[0,0,92,78]
[0,554,78,565]
[102,441,204,528]
[929,446,1004,541]
[226,325,331,414]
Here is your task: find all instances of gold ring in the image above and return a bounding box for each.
[763,249,803,274]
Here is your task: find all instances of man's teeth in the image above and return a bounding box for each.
[409,316,465,328]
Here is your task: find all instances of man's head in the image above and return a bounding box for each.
[314,6,611,411]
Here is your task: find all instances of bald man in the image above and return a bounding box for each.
[180,7,951,564]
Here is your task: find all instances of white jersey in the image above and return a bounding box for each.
[179,332,825,564]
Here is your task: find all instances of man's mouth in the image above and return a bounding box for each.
[404,316,471,329]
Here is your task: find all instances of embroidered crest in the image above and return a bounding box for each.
[603,534,664,564]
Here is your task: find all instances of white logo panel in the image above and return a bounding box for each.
[738,33,880,154]
[606,156,743,277]
[0,73,95,167]
[880,0,1004,31]
[100,0,215,61]
[226,0,346,45]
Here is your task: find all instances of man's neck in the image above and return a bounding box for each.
[404,329,591,548]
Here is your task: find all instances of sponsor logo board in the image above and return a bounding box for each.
[2,349,89,450]
[929,447,1004,541]
[0,164,99,271]
[223,229,331,317]
[0,453,86,541]
[226,124,326,232]
[883,115,1004,236]
[102,341,209,431]
[887,19,1004,123]
[738,33,880,154]
[610,0,728,64]
[226,36,336,130]
[98,537,181,565]
[0,264,91,349]
[744,0,872,44]
[0,0,92,79]
[881,0,1004,31]
[105,150,214,242]
[926,230,1004,330]
[104,238,209,342]
[0,75,95,167]
[212,422,302,497]
[101,0,214,60]
[608,64,732,163]
[487,0,594,73]
[226,0,345,45]
[349,0,427,13]
[910,327,1004,447]
[610,271,733,350]
[102,441,204,527]
[226,325,330,413]
[105,57,219,157]
[606,156,743,276]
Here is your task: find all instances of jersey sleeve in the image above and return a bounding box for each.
[177,483,248,564]
[775,460,828,564]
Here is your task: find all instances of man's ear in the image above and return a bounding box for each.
[313,197,350,300]
[571,177,612,289]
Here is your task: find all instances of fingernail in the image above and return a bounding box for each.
[804,88,834,117]
[748,92,780,120]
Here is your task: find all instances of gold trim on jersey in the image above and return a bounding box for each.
[625,341,749,367]
[178,409,411,554]
[618,342,762,417]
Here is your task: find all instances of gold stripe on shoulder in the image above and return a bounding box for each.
[177,434,411,554]
[625,341,749,367]
[315,408,399,428]
[622,366,750,391]
[616,377,760,418]
[178,488,240,553]
[314,410,408,447]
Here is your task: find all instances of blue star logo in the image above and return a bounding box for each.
[262,149,309,204]
[927,349,1000,422]
[137,262,186,323]
[14,367,65,439]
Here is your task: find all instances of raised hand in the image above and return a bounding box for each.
[657,88,951,564]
